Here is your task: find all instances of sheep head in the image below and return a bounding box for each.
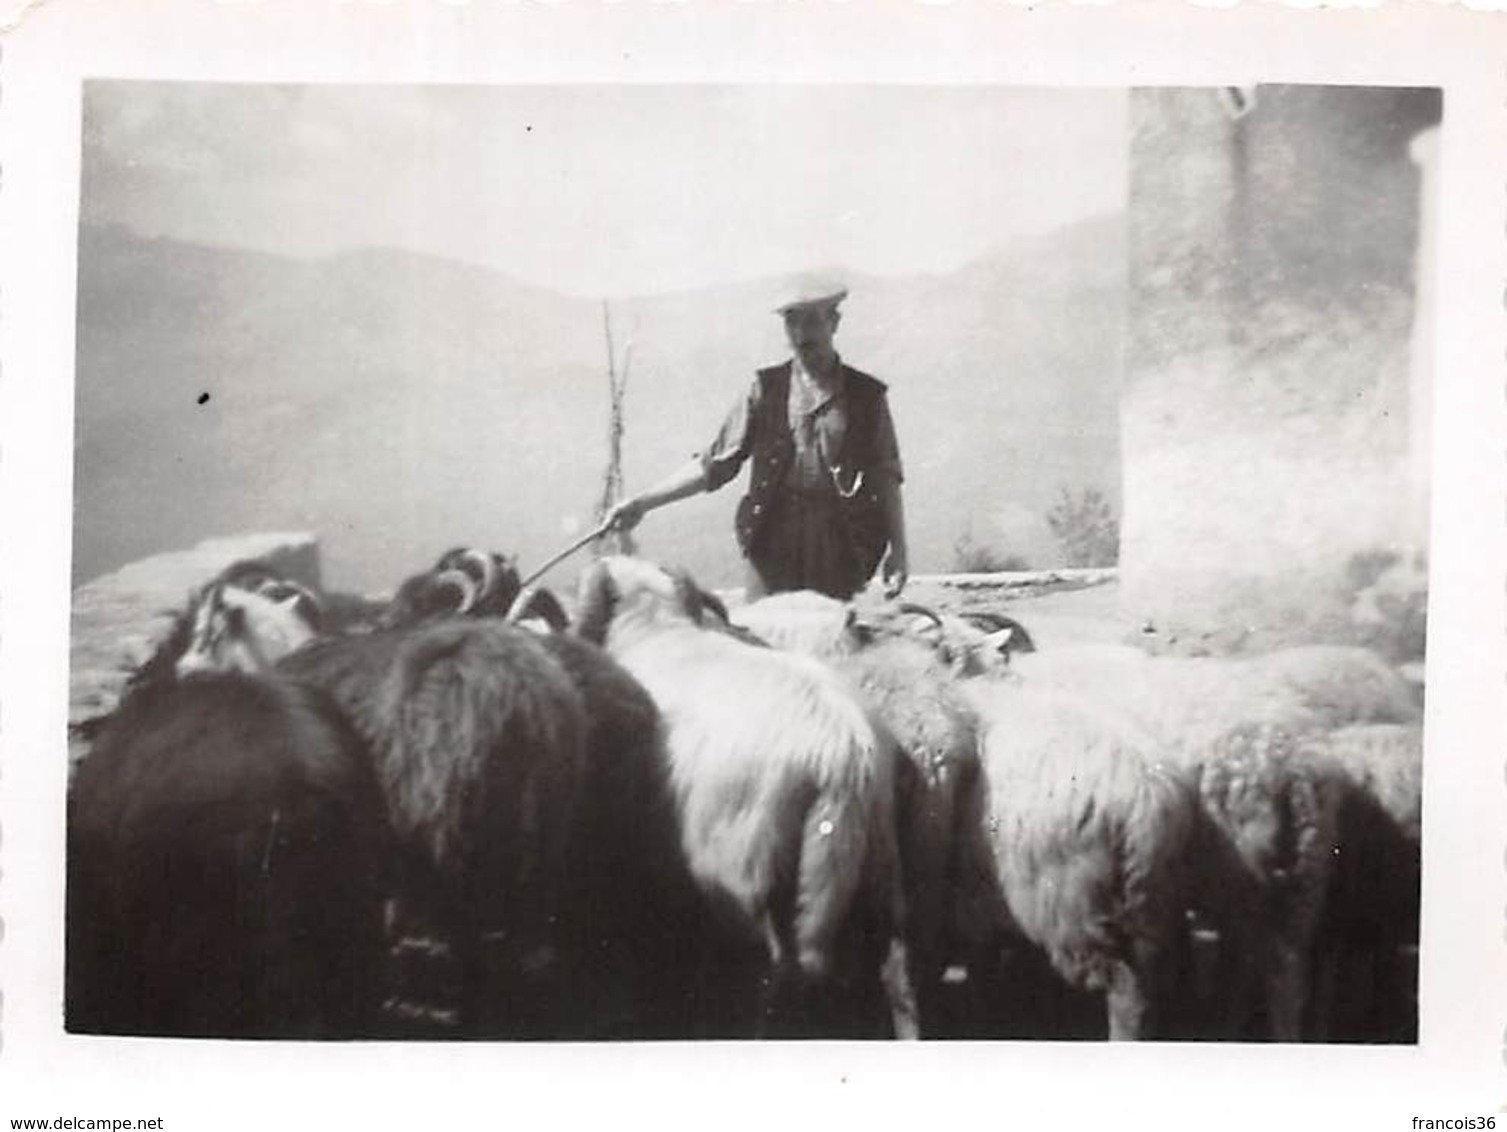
[433,547,523,617]
[734,590,865,657]
[574,556,724,648]
[381,567,479,628]
[120,561,321,694]
[175,577,322,678]
[868,603,1028,677]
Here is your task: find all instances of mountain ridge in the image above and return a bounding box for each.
[73,215,1125,592]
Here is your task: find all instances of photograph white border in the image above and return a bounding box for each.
[2,3,1505,1127]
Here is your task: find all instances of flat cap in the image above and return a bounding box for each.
[773,275,849,316]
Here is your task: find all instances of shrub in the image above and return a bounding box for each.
[1046,487,1120,568]
[952,531,1029,574]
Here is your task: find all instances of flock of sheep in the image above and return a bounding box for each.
[65,548,1424,1042]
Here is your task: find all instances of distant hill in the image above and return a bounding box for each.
[73,217,1125,593]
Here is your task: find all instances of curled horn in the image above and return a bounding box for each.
[434,568,480,615]
[960,610,1012,632]
[896,601,945,637]
[697,587,731,626]
[962,611,1037,654]
[461,548,501,606]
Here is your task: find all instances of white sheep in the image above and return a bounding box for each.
[959,678,1206,1039]
[1011,644,1419,749]
[576,557,918,1039]
[1008,642,1421,1040]
[735,590,990,1033]
[737,591,1216,1040]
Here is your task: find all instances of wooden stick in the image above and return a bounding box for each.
[505,520,616,621]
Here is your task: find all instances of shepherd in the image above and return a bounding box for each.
[607,277,910,601]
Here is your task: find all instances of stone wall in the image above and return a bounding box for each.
[1119,86,1440,655]
[68,532,320,767]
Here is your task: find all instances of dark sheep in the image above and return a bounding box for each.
[204,553,694,1037]
[1180,723,1343,1041]
[277,619,590,1037]
[532,631,710,1038]
[66,671,387,1038]
[1302,722,1423,1042]
[381,547,569,632]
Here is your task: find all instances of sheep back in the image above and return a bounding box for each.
[1303,722,1422,950]
[371,622,588,894]
[533,631,708,1036]
[1250,646,1422,728]
[733,590,865,657]
[965,681,1199,997]
[834,638,982,963]
[1013,645,1417,762]
[1302,721,1422,1042]
[67,672,386,1038]
[616,626,902,974]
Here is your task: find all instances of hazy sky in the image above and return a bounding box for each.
[82,83,1128,297]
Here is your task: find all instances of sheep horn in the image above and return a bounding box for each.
[435,568,479,615]
[461,548,501,604]
[698,587,732,626]
[963,612,1036,654]
[896,601,945,630]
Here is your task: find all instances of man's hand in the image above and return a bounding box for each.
[882,545,909,599]
[605,496,648,533]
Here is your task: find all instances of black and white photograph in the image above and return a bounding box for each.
[2,2,1505,1127]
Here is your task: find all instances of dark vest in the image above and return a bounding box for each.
[733,361,890,580]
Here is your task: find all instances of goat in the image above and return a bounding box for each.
[575,556,918,1039]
